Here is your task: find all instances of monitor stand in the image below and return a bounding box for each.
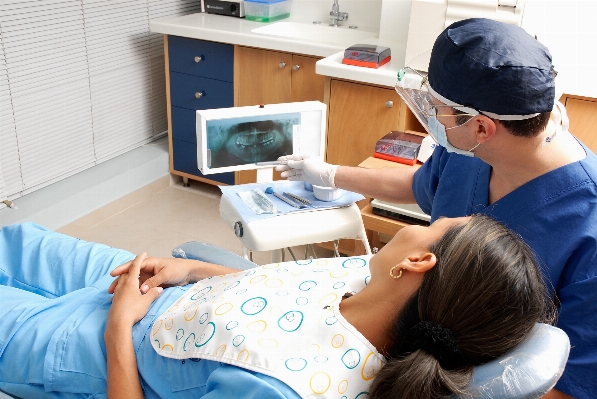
[255,167,274,183]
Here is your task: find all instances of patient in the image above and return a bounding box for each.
[0,215,549,399]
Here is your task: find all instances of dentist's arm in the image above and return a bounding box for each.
[334,165,417,204]
[277,155,417,204]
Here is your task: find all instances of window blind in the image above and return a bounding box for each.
[0,0,202,209]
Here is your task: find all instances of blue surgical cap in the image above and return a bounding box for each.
[428,18,555,119]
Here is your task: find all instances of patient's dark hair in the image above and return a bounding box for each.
[369,215,551,399]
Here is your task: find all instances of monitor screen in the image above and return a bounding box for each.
[196,101,326,175]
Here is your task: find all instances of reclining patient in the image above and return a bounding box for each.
[0,215,549,399]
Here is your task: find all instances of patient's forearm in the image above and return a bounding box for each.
[188,260,240,282]
[105,325,144,399]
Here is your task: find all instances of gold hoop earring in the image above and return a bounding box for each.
[390,265,403,279]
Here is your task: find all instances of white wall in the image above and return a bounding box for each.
[521,0,597,99]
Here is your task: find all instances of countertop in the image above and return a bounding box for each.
[149,12,406,88]
[150,12,594,97]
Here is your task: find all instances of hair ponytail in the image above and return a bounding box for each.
[370,350,472,399]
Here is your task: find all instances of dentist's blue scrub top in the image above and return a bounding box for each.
[0,223,300,399]
[413,144,597,399]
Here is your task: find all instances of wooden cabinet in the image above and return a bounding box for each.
[326,79,424,166]
[235,46,326,183]
[166,35,235,185]
[561,94,597,153]
[235,46,325,106]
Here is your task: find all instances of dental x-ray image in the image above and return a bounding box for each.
[206,113,299,168]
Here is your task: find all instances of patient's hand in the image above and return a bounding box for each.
[108,253,164,327]
[108,256,239,295]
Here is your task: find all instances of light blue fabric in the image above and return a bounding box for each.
[0,223,300,399]
[172,241,256,270]
[413,143,597,399]
[219,180,364,224]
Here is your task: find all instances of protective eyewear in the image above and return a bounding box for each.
[395,67,479,132]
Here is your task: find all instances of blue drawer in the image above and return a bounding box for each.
[171,106,197,144]
[168,36,233,82]
[170,72,234,110]
[172,138,235,185]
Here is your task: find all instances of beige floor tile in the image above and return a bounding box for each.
[61,179,337,266]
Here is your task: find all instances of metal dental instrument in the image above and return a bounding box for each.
[273,191,304,208]
[283,192,312,205]
[255,161,287,166]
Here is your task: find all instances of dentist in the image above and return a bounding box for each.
[277,18,597,399]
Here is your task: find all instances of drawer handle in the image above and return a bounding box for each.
[194,55,203,63]
[195,92,204,99]
[292,64,300,72]
[385,100,393,108]
[279,62,286,69]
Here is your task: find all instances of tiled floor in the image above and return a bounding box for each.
[58,178,333,265]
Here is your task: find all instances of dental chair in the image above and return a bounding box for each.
[170,241,572,399]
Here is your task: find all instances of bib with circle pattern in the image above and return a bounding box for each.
[150,256,385,399]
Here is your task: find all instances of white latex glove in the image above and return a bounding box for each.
[276,155,339,189]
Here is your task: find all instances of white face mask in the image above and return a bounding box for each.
[428,116,480,157]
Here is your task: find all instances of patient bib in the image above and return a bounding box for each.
[151,256,385,399]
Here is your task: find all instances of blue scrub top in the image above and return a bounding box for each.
[413,144,597,399]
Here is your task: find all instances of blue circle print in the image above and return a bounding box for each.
[325,316,338,325]
[190,286,212,300]
[278,311,304,332]
[195,322,216,348]
[226,321,239,330]
[236,288,248,295]
[285,358,307,371]
[232,335,245,347]
[342,258,367,269]
[365,275,371,285]
[241,297,267,315]
[224,281,241,291]
[341,348,361,369]
[198,312,209,324]
[176,328,185,341]
[333,281,346,289]
[299,280,317,291]
[183,333,196,351]
[314,355,328,363]
[295,258,313,266]
[296,297,309,306]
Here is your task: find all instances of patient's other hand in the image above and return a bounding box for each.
[108,253,164,327]
[108,256,240,295]
[108,256,193,294]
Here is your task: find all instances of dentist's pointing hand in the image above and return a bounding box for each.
[276,155,339,189]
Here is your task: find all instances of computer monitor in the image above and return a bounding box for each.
[196,101,327,175]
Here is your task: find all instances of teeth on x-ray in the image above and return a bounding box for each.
[235,130,274,148]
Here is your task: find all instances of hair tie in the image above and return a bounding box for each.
[406,321,465,369]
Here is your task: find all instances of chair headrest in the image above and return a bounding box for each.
[455,323,570,399]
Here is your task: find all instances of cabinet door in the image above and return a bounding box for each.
[169,36,233,82]
[236,46,292,106]
[327,80,401,166]
[291,54,325,103]
[564,96,597,153]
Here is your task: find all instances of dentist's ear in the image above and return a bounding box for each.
[474,115,496,143]
[398,253,437,274]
